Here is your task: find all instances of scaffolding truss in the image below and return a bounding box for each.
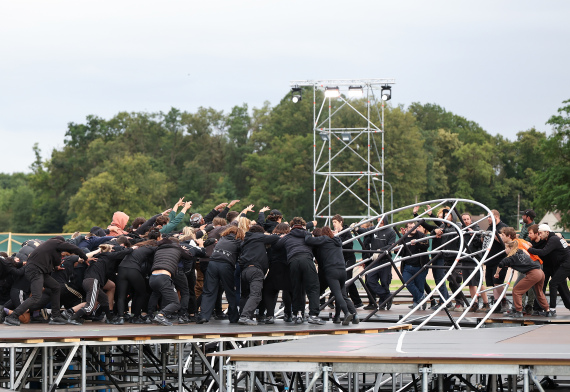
[290,78,395,224]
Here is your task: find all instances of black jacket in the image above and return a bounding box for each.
[528,232,570,267]
[152,240,193,276]
[239,232,279,273]
[401,231,430,267]
[85,248,133,283]
[275,228,314,262]
[120,246,156,276]
[52,255,80,285]
[338,225,356,264]
[179,242,206,274]
[27,237,88,274]
[359,226,397,252]
[210,234,242,267]
[305,235,345,273]
[499,249,541,273]
[483,221,508,267]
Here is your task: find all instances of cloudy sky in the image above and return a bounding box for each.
[1,1,568,174]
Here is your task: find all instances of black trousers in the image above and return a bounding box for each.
[345,258,363,305]
[326,268,356,316]
[445,259,469,306]
[289,254,320,316]
[149,274,180,317]
[199,261,239,323]
[197,261,223,315]
[13,264,61,318]
[116,267,149,317]
[549,262,570,309]
[82,278,108,315]
[239,266,265,319]
[366,258,392,302]
[186,270,197,314]
[173,270,190,315]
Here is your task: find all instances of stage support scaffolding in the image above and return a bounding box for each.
[289,79,395,224]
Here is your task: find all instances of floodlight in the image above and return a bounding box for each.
[381,85,392,101]
[341,133,351,142]
[324,87,340,98]
[320,132,329,141]
[291,87,302,103]
[348,86,363,98]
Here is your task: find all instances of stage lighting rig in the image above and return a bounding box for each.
[381,85,392,101]
[348,86,363,98]
[324,87,340,98]
[291,87,302,103]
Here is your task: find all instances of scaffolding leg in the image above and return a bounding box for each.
[438,374,444,392]
[81,345,87,392]
[523,369,529,392]
[42,347,48,392]
[179,343,184,392]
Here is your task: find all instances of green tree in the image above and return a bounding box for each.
[534,99,570,227]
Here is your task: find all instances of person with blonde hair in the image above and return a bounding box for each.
[494,241,552,318]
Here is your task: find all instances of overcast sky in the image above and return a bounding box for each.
[1,1,568,174]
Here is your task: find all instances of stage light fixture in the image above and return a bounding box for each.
[381,85,392,101]
[291,87,302,103]
[348,86,363,98]
[341,133,351,142]
[320,132,329,141]
[324,87,340,98]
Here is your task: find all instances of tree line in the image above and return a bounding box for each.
[1,89,569,233]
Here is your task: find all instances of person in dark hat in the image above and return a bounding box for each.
[520,209,537,242]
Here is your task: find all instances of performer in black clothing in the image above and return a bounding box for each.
[528,224,570,315]
[113,239,157,324]
[332,214,363,308]
[149,237,194,326]
[197,226,243,324]
[4,236,91,327]
[274,217,324,325]
[238,225,280,325]
[482,209,508,311]
[306,226,358,325]
[263,223,294,322]
[356,216,396,310]
[68,245,133,325]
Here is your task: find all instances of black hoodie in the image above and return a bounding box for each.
[210,234,242,267]
[528,232,570,267]
[27,237,88,274]
[304,234,345,273]
[238,232,279,272]
[275,228,314,262]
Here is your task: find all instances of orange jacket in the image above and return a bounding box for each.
[516,238,543,264]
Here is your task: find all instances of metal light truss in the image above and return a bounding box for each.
[290,78,395,224]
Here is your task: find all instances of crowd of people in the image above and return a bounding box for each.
[0,199,568,328]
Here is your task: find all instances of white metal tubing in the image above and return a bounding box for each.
[81,344,86,392]
[10,347,15,388]
[179,342,184,392]
[291,79,395,87]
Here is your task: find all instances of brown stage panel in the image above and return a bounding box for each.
[0,320,410,343]
[215,325,570,365]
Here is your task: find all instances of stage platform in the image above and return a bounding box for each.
[0,320,411,345]
[215,324,570,392]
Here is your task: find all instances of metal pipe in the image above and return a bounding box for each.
[81,345,86,392]
[179,343,184,392]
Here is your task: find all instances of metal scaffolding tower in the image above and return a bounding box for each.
[290,79,395,223]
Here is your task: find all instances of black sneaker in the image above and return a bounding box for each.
[4,314,20,326]
[49,316,68,325]
[352,314,360,324]
[0,305,5,323]
[524,304,533,315]
[62,309,74,320]
[130,315,145,324]
[332,316,341,324]
[342,313,354,326]
[196,317,209,324]
[307,315,325,325]
[67,317,83,325]
[178,316,189,325]
[154,314,173,326]
[386,298,393,310]
[110,316,124,325]
[265,316,275,324]
[238,317,258,326]
[512,311,524,318]
[294,315,304,324]
[284,315,293,323]
[354,302,364,309]
[540,309,557,317]
[363,304,377,310]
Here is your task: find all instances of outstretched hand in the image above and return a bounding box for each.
[260,206,270,213]
[214,202,228,211]
[228,199,240,208]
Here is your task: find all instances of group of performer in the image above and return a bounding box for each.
[0,199,568,327]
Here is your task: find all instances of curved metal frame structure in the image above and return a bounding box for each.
[320,198,515,331]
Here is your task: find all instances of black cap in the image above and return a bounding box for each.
[270,209,282,216]
[90,226,106,237]
[521,209,536,220]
